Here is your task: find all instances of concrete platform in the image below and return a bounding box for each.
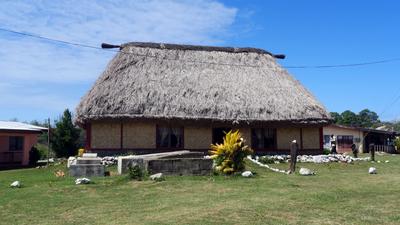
[69,156,105,177]
[69,164,105,177]
[76,158,102,165]
[118,151,212,176]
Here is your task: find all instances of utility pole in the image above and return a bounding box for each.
[47,118,50,166]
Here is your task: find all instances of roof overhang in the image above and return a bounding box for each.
[77,114,331,128]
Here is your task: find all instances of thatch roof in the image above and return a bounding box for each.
[76,42,331,126]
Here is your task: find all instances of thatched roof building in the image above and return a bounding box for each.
[76,42,331,155]
[76,42,330,126]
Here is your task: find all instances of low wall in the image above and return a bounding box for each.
[69,164,104,177]
[147,158,212,175]
[117,151,212,175]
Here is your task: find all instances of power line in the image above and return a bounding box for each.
[285,58,400,69]
[0,27,261,68]
[1,27,400,69]
[379,86,400,118]
[0,27,112,52]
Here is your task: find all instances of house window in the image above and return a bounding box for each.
[337,135,353,148]
[251,128,276,149]
[9,136,24,151]
[323,135,331,145]
[156,126,183,149]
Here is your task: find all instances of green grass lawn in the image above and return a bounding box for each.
[0,154,399,225]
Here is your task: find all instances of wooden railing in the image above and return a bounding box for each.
[0,151,23,164]
[373,145,395,153]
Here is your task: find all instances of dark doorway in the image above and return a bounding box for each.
[364,132,390,153]
[212,127,232,144]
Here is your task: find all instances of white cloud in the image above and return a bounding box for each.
[0,0,237,82]
[0,0,238,120]
[0,0,237,45]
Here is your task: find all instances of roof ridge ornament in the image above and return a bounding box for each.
[111,41,286,59]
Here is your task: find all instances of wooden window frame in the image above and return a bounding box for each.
[156,125,184,150]
[251,128,277,151]
[323,135,331,145]
[337,135,354,148]
[9,136,24,151]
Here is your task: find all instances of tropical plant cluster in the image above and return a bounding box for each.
[209,130,253,175]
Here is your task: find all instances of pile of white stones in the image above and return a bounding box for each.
[101,156,117,166]
[298,154,370,164]
[68,155,118,168]
[266,155,288,164]
[257,154,370,164]
[247,156,290,174]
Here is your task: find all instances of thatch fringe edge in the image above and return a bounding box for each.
[76,114,331,126]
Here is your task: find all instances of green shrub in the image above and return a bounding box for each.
[35,143,50,159]
[209,130,253,175]
[395,137,400,153]
[128,164,144,181]
[258,156,275,164]
[29,146,41,166]
[323,148,331,155]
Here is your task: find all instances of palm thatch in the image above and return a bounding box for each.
[76,42,331,125]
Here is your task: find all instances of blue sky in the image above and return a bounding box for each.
[0,0,399,122]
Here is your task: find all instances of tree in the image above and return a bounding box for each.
[393,121,400,133]
[30,119,50,145]
[51,109,81,157]
[330,112,341,124]
[358,109,380,128]
[340,110,360,127]
[331,109,381,128]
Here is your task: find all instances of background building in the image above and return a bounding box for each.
[323,124,397,153]
[0,121,47,166]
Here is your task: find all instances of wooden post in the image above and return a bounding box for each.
[369,143,375,161]
[289,140,298,174]
[47,118,50,166]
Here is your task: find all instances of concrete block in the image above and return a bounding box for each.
[76,157,102,165]
[82,153,98,158]
[67,157,77,168]
[147,158,212,176]
[69,164,105,177]
[117,151,212,176]
[118,156,143,174]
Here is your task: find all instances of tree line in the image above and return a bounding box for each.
[330,109,400,132]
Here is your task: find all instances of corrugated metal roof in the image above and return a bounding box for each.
[0,121,48,132]
[329,124,398,135]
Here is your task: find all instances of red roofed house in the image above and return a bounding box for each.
[0,121,47,167]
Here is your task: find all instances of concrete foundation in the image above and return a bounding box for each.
[148,158,212,175]
[69,156,105,177]
[118,150,212,176]
[69,164,105,177]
